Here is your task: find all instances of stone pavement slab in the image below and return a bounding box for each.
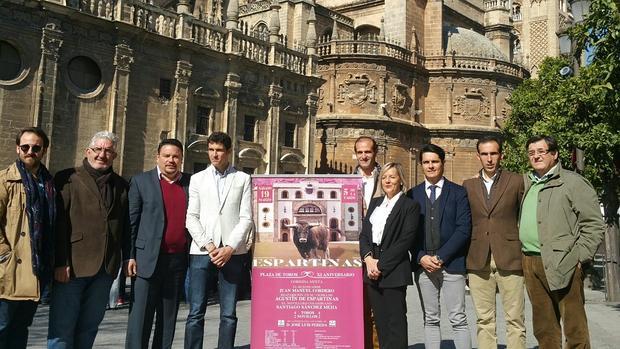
[28,287,620,348]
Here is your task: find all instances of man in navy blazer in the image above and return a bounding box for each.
[125,139,191,349]
[407,144,472,349]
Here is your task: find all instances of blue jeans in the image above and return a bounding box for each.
[47,268,114,349]
[184,254,245,349]
[0,299,38,349]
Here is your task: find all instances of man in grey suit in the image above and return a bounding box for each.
[184,132,253,349]
[125,139,190,349]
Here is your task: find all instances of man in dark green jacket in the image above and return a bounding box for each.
[520,135,604,349]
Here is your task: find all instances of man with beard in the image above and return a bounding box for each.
[0,127,55,349]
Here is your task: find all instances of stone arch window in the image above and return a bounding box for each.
[253,22,269,41]
[317,191,324,199]
[297,204,322,214]
[355,25,380,41]
[295,191,302,199]
[0,41,22,82]
[67,56,102,93]
[330,191,338,199]
[280,218,290,242]
[281,190,289,199]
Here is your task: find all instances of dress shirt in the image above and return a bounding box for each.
[369,192,403,245]
[425,177,445,200]
[156,166,182,184]
[481,171,498,195]
[210,164,235,201]
[362,175,375,208]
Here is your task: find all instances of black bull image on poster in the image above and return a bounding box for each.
[286,221,331,259]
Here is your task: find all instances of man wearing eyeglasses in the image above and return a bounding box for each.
[520,135,604,348]
[48,131,130,348]
[0,127,55,349]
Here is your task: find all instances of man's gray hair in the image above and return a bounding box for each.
[89,131,119,149]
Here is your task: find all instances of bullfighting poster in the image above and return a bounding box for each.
[250,175,364,349]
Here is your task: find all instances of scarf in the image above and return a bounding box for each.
[82,158,114,209]
[15,159,56,285]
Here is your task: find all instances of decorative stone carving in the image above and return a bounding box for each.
[337,74,377,106]
[317,88,325,110]
[114,43,134,73]
[306,92,319,112]
[391,81,411,113]
[175,61,192,85]
[268,84,283,106]
[335,63,385,71]
[429,76,447,83]
[225,77,242,98]
[41,20,63,61]
[452,88,491,120]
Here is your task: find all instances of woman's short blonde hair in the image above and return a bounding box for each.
[379,162,407,193]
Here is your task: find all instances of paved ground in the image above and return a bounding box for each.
[29,286,620,348]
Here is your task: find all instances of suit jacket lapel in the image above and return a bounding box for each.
[150,168,165,212]
[471,177,489,214]
[219,171,235,212]
[414,185,426,212]
[76,167,104,209]
[436,181,449,225]
[487,171,509,214]
[380,195,405,245]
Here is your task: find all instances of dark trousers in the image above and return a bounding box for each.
[185,254,245,349]
[523,255,590,349]
[362,286,380,349]
[367,284,408,349]
[0,299,38,349]
[126,253,187,349]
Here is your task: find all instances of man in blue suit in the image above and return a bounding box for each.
[125,139,190,349]
[407,144,472,349]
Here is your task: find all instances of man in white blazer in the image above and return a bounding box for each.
[184,132,253,349]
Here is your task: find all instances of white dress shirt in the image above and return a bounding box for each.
[481,171,497,194]
[425,177,445,200]
[369,192,403,245]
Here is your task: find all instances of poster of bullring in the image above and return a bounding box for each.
[250,175,364,349]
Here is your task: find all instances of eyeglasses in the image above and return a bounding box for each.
[19,144,43,153]
[527,149,550,157]
[89,147,116,156]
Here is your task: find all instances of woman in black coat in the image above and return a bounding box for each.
[359,162,420,349]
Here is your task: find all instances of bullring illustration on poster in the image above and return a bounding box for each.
[251,175,363,267]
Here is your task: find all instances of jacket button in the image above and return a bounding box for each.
[16,258,22,264]
[20,232,26,237]
[485,231,489,235]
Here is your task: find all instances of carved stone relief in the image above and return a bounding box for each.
[391,81,411,113]
[452,88,490,120]
[337,73,377,106]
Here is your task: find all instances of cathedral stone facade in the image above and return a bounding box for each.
[0,0,571,184]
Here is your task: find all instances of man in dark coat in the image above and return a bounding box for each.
[48,131,130,348]
[125,139,190,349]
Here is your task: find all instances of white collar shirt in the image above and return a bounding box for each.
[209,164,235,201]
[369,192,403,245]
[424,177,445,200]
[481,171,498,194]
